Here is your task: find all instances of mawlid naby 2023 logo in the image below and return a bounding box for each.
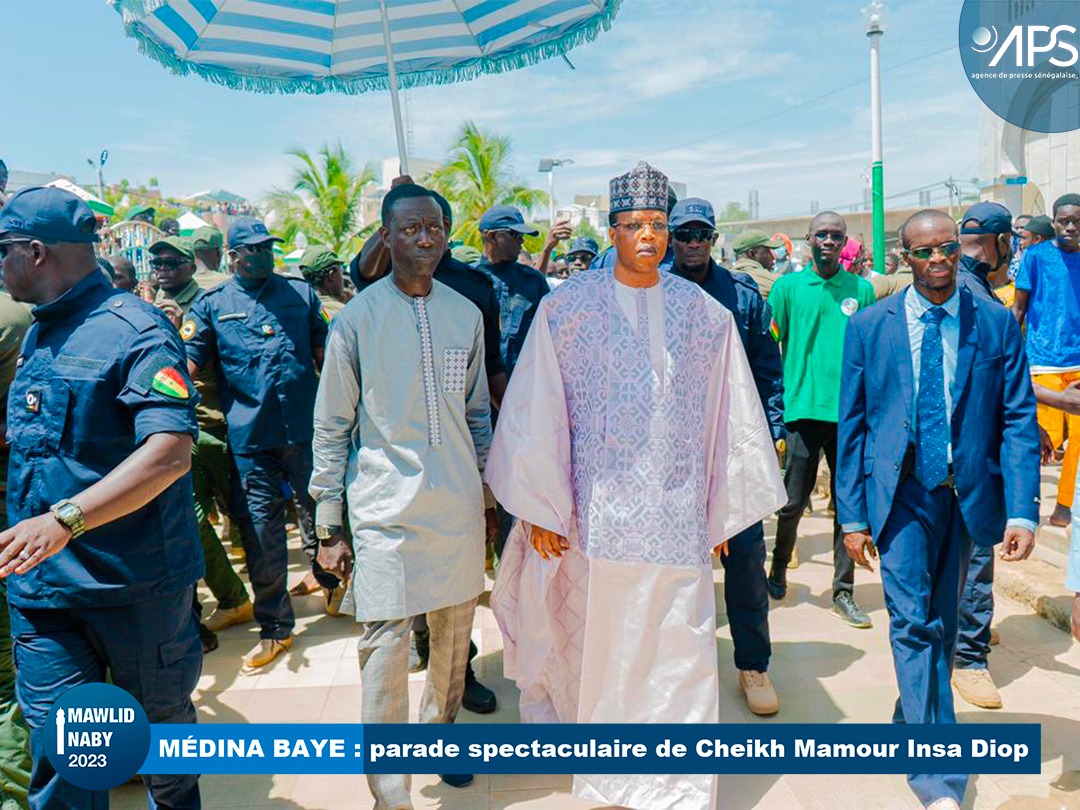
[45,683,151,790]
[960,0,1080,133]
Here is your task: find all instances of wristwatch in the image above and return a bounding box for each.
[315,525,343,543]
[50,499,86,540]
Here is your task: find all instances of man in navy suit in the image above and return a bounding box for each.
[837,209,1039,810]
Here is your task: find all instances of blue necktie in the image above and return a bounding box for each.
[916,306,949,489]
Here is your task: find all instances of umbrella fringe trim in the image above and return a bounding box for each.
[113,0,622,96]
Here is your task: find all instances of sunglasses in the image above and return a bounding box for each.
[0,238,36,259]
[149,258,190,270]
[906,241,961,261]
[812,230,845,243]
[672,227,715,244]
[614,220,669,234]
[235,242,274,254]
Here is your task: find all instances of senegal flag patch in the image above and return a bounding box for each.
[151,366,191,399]
[769,318,781,342]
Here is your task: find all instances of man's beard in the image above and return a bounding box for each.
[682,257,710,275]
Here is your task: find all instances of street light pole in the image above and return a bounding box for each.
[87,149,108,202]
[865,2,885,274]
[538,158,574,223]
[548,169,556,224]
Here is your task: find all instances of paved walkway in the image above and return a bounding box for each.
[111,494,1080,810]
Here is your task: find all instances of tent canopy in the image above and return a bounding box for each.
[45,178,115,217]
[177,211,211,235]
[180,188,248,205]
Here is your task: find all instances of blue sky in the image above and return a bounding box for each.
[0,0,980,219]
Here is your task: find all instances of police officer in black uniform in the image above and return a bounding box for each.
[0,187,203,808]
[670,197,786,718]
[184,217,333,670]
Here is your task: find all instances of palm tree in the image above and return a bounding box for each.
[429,121,548,250]
[265,143,377,258]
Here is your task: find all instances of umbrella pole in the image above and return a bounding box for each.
[379,0,410,177]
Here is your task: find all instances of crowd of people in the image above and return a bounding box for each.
[0,156,1076,810]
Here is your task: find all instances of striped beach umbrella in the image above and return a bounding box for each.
[112,0,621,173]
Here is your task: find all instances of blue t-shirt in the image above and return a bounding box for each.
[1015,240,1080,371]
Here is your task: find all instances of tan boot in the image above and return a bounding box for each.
[989,626,1000,646]
[204,600,254,633]
[739,670,780,716]
[952,668,1002,709]
[326,580,349,617]
[242,636,293,669]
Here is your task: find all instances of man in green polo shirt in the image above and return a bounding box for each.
[149,236,253,650]
[766,211,877,628]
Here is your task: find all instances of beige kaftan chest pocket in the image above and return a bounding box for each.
[443,348,469,394]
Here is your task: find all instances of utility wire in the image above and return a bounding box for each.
[566,44,955,174]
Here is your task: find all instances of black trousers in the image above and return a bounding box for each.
[720,521,771,672]
[771,419,855,599]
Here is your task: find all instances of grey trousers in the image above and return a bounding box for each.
[358,597,478,810]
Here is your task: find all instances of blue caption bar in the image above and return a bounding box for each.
[142,723,1040,775]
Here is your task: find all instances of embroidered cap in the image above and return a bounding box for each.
[567,236,599,257]
[227,216,283,249]
[669,197,715,228]
[0,186,100,244]
[609,162,669,215]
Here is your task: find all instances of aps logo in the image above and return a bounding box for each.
[969,24,1079,67]
[959,0,1080,134]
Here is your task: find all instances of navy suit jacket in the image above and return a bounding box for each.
[836,286,1040,546]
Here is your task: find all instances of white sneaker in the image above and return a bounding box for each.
[952,668,1002,709]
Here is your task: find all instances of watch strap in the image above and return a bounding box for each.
[50,499,86,540]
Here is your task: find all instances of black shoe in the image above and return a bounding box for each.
[766,570,786,600]
[440,774,473,788]
[409,629,429,673]
[199,623,219,654]
[462,663,496,714]
[831,592,872,628]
